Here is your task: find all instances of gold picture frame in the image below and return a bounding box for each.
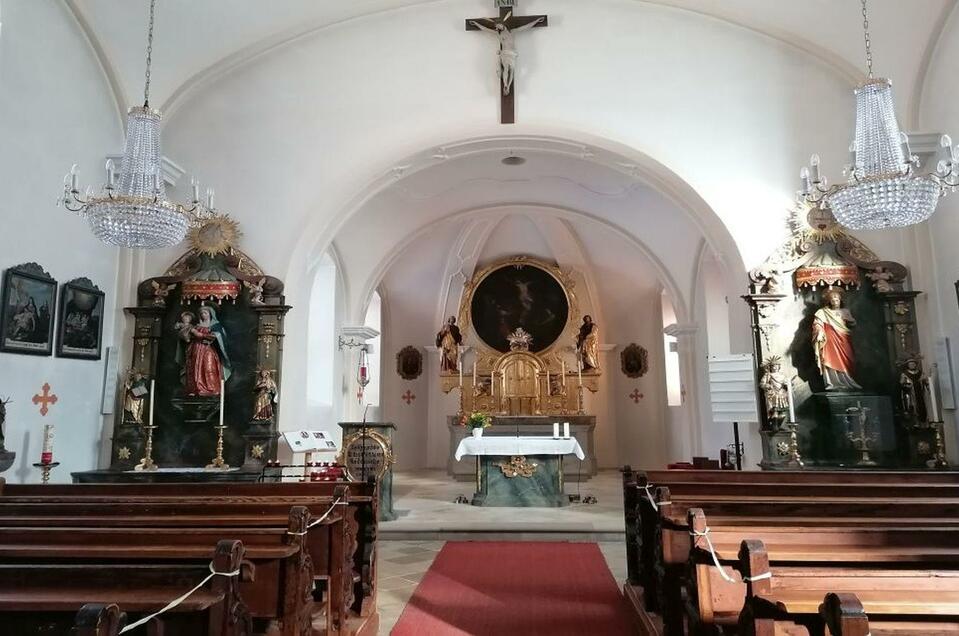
[337,430,395,482]
[458,255,578,357]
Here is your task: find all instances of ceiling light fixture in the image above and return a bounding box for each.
[798,0,959,230]
[58,0,214,249]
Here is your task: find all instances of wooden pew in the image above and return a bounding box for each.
[737,539,959,635]
[0,506,331,635]
[685,507,959,633]
[0,491,357,632]
[0,478,380,622]
[620,468,959,635]
[638,467,959,485]
[0,539,250,636]
[73,604,128,636]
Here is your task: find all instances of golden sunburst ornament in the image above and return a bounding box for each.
[188,215,241,257]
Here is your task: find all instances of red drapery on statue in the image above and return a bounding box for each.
[185,326,224,396]
[817,321,855,376]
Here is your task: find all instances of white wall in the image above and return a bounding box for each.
[0,1,123,482]
[918,7,959,458]
[145,0,864,468]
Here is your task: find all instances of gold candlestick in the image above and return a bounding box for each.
[931,420,949,470]
[784,422,804,468]
[134,425,159,472]
[206,424,229,470]
[32,461,60,484]
[577,384,585,415]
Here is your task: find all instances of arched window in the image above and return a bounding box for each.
[363,291,382,408]
[307,252,338,425]
[662,293,682,406]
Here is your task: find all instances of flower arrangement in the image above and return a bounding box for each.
[460,411,492,430]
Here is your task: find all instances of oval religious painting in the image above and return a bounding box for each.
[470,262,569,353]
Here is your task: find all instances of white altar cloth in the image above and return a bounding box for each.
[454,436,585,461]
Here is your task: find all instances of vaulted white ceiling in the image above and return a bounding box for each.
[70,0,954,123]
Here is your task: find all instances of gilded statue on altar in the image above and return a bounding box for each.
[175,305,232,396]
[252,369,278,421]
[436,316,463,373]
[758,357,789,424]
[123,369,149,423]
[576,315,600,371]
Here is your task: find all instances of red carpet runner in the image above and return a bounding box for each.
[391,542,634,635]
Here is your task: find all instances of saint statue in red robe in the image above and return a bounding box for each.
[175,306,232,397]
[813,289,861,392]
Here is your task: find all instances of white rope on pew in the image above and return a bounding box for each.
[286,497,347,536]
[689,526,771,585]
[642,484,671,510]
[642,484,659,510]
[118,562,241,634]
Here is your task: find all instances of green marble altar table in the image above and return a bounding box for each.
[454,435,586,507]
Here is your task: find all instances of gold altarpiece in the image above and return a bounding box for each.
[440,256,600,416]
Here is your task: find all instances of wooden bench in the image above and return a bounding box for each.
[737,539,959,635]
[0,491,358,633]
[73,604,128,636]
[0,478,380,623]
[0,505,337,635]
[0,538,249,636]
[685,507,959,633]
[620,468,959,635]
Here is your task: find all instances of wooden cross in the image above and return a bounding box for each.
[466,0,548,124]
[629,389,644,404]
[32,383,58,416]
[402,390,416,405]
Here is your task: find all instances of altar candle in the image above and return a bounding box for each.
[786,380,796,423]
[41,424,54,465]
[553,422,560,438]
[148,379,155,427]
[563,422,571,438]
[929,371,941,422]
[546,367,550,393]
[562,360,566,386]
[219,378,226,426]
[458,348,463,386]
[578,360,583,386]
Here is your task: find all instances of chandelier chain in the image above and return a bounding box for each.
[861,0,873,78]
[143,0,157,107]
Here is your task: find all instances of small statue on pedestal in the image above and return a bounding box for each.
[865,267,894,293]
[252,369,278,421]
[898,359,926,421]
[813,289,862,391]
[123,369,149,423]
[436,316,463,373]
[759,356,789,426]
[576,315,600,371]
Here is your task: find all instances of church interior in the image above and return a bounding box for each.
[4,0,959,634]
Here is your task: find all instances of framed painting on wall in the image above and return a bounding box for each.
[0,263,57,356]
[56,278,105,360]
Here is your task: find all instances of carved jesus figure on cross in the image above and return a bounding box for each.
[469,12,544,96]
[467,2,548,124]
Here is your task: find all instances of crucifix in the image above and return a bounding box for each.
[466,0,548,124]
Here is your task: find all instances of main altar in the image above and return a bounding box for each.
[439,256,602,505]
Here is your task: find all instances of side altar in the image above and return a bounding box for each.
[74,216,290,483]
[745,206,947,470]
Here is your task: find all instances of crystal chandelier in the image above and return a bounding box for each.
[798,0,959,230]
[59,0,213,249]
